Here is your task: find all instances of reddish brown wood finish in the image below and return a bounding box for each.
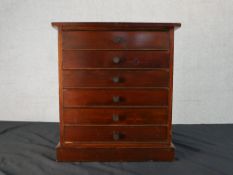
[63,108,168,125]
[57,27,64,146]
[64,126,167,142]
[63,50,170,69]
[168,29,175,144]
[62,141,171,148]
[52,22,181,162]
[56,143,175,161]
[63,89,168,107]
[63,70,169,88]
[52,22,181,30]
[62,31,169,50]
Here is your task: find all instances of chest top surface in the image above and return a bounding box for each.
[52,22,181,30]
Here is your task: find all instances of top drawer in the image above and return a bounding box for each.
[62,31,169,50]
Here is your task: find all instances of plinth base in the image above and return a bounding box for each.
[56,143,175,162]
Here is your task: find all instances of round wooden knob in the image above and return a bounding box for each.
[112,57,121,64]
[112,96,120,103]
[112,76,120,83]
[112,114,119,122]
[113,132,120,140]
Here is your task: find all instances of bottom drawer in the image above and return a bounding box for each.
[64,126,168,142]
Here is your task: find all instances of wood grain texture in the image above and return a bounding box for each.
[168,29,174,144]
[63,89,168,107]
[61,141,171,148]
[57,28,65,146]
[52,22,180,161]
[52,22,181,30]
[62,31,169,50]
[63,126,168,142]
[63,108,168,125]
[63,50,170,69]
[63,69,169,88]
[56,143,175,161]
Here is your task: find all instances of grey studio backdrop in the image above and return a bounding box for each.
[0,0,233,124]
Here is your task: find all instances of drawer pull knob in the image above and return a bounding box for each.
[112,114,119,122]
[113,36,123,44]
[113,132,120,140]
[112,57,121,64]
[112,96,120,103]
[112,76,120,83]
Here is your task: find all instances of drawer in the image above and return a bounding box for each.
[63,89,168,107]
[63,108,168,125]
[64,126,168,142]
[62,31,169,50]
[63,50,169,69]
[63,70,169,88]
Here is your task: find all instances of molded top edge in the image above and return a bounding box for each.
[51,22,181,30]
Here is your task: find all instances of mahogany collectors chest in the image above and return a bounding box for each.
[52,22,181,161]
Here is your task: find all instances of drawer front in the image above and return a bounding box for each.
[64,126,167,142]
[63,108,168,125]
[63,89,168,107]
[63,50,169,69]
[62,31,169,50]
[63,70,169,88]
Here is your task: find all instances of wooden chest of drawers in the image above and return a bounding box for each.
[52,22,181,161]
